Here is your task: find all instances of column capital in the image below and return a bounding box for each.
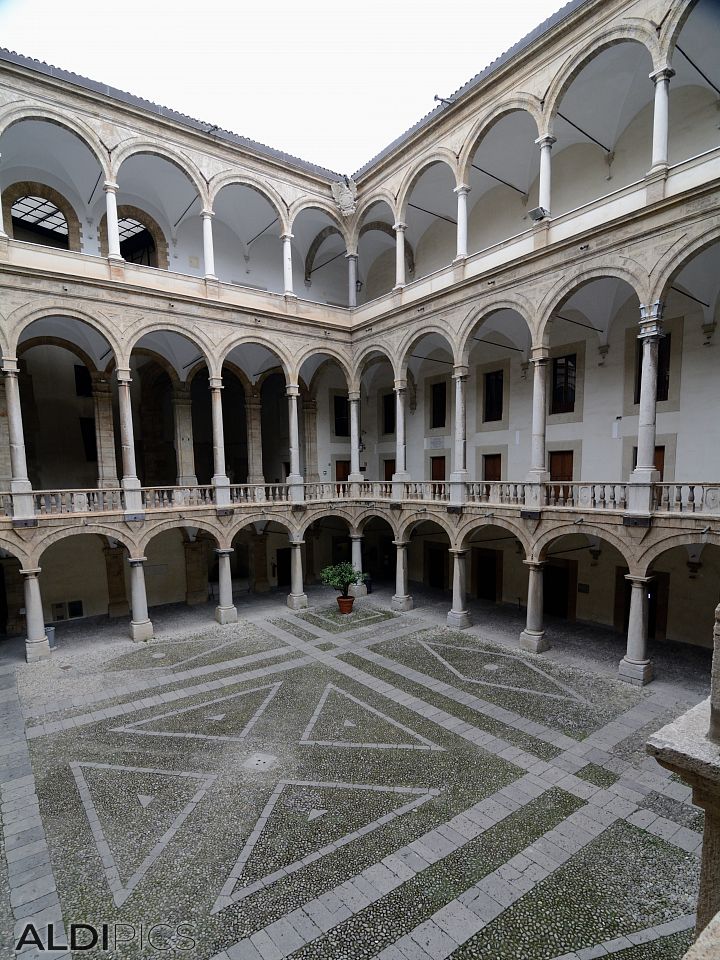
[280,232,294,242]
[523,559,546,570]
[128,556,147,566]
[350,533,364,542]
[20,567,41,577]
[393,378,407,392]
[116,368,132,384]
[393,222,407,234]
[639,301,664,338]
[289,539,305,547]
[530,351,550,366]
[650,67,675,84]
[452,364,469,380]
[1,357,19,375]
[286,383,300,398]
[201,208,214,219]
[449,548,468,558]
[345,251,359,262]
[453,183,471,196]
[348,390,361,402]
[535,135,557,149]
[103,180,119,194]
[392,540,409,548]
[215,547,234,557]
[624,574,654,586]
[209,376,224,390]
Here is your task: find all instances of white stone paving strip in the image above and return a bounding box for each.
[548,914,696,960]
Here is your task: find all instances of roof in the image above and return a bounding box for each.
[0,0,594,185]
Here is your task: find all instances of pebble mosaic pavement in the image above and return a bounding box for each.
[0,589,711,959]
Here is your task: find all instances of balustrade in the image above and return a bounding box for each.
[33,488,124,515]
[653,483,720,515]
[141,486,215,510]
[403,481,449,502]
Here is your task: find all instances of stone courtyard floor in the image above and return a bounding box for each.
[0,587,712,959]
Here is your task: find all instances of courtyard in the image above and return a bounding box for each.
[0,590,710,959]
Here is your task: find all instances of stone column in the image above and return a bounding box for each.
[215,548,238,623]
[695,798,720,935]
[349,390,363,483]
[2,361,33,519]
[347,253,359,308]
[287,539,308,610]
[454,185,470,260]
[525,354,550,506]
[447,549,471,628]
[449,365,468,504]
[619,576,654,685]
[246,394,265,485]
[103,181,123,261]
[0,183,6,239]
[172,384,197,486]
[184,539,209,605]
[393,222,407,289]
[281,233,295,297]
[104,545,129,617]
[91,374,119,489]
[128,557,153,641]
[286,384,303,501]
[710,601,720,741]
[209,376,230,505]
[628,303,664,513]
[520,561,549,653]
[22,568,49,662]
[251,531,270,593]
[392,378,410,497]
[391,540,412,611]
[650,68,674,172]
[349,533,367,597]
[0,379,12,491]
[535,136,556,215]
[116,368,142,513]
[201,209,217,280]
[302,399,319,483]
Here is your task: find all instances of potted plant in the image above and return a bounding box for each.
[320,562,367,613]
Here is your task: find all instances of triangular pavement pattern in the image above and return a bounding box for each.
[300,683,444,752]
[71,762,216,908]
[112,682,282,743]
[421,641,590,704]
[212,779,440,914]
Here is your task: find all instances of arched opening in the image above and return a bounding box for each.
[212,183,283,292]
[142,526,220,615]
[190,368,247,485]
[0,546,28,640]
[299,352,351,486]
[360,516,396,589]
[552,41,655,215]
[356,200,407,302]
[406,519,452,598]
[466,110,540,252]
[304,515,353,584]
[0,118,103,253]
[292,207,348,306]
[403,162,457,278]
[98,206,166,266]
[357,349,397,483]
[647,542,720,656]
[402,332,455,484]
[230,519,295,601]
[461,522,528,610]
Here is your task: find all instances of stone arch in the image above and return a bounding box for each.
[139,517,230,553]
[97,204,169,268]
[659,0,700,64]
[304,224,343,283]
[2,180,82,251]
[352,343,399,384]
[217,360,253,398]
[125,322,215,377]
[637,530,720,577]
[543,26,662,130]
[8,303,123,370]
[458,297,535,365]
[228,515,299,544]
[649,224,720,305]
[0,106,111,178]
[532,522,636,569]
[216,333,293,383]
[399,512,457,545]
[208,172,289,233]
[397,325,459,377]
[0,537,32,570]
[287,198,350,244]
[299,509,356,540]
[17,336,97,373]
[358,220,415,277]
[33,525,138,564]
[355,511,400,538]
[127,348,183,387]
[111,140,209,207]
[457,515,532,557]
[458,98,543,183]
[353,189,399,232]
[396,152,460,223]
[294,344,352,390]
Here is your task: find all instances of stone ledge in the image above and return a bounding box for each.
[682,909,720,960]
[647,699,720,789]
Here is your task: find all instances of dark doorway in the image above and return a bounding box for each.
[335,460,351,482]
[332,536,351,564]
[0,566,7,637]
[425,542,447,590]
[431,456,446,482]
[544,559,577,619]
[384,458,396,481]
[276,547,291,588]
[483,454,502,482]
[474,548,502,602]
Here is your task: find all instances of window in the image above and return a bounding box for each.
[551,354,577,415]
[634,335,671,405]
[483,370,504,422]
[11,195,69,250]
[431,382,447,429]
[79,418,98,462]
[118,217,157,266]
[333,395,349,436]
[382,393,395,434]
[74,365,92,398]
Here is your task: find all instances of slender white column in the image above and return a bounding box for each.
[393,379,408,477]
[172,385,197,486]
[104,181,123,261]
[391,540,412,611]
[128,557,153,641]
[215,548,238,623]
[22,568,49,662]
[447,549,471,629]
[201,209,217,280]
[349,533,367,597]
[0,171,6,239]
[116,369,139,486]
[287,539,308,610]
[454,185,470,260]
[711,602,720,741]
[302,399,319,483]
[286,385,301,480]
[520,561,549,653]
[650,68,674,171]
[619,576,654,685]
[393,222,407,289]
[633,302,664,481]
[535,136,555,216]
[347,253,358,307]
[349,390,362,482]
[281,233,295,297]
[209,377,228,484]
[449,366,468,505]
[528,356,550,480]
[3,366,28,484]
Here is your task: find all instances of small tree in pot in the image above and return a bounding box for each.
[320,562,367,613]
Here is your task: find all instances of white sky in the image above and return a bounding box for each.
[0,0,564,174]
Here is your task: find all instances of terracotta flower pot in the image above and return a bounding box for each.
[337,595,355,614]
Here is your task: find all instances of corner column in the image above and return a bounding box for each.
[281,233,295,297]
[454,185,470,261]
[393,222,407,290]
[201,209,217,280]
[92,373,119,489]
[215,548,238,623]
[349,533,367,597]
[103,181,123,261]
[628,302,664,513]
[347,253,359,308]
[535,136,556,216]
[650,68,674,172]
[2,360,34,519]
[391,540,412,611]
[22,568,49,662]
[287,539,307,610]
[520,561,549,653]
[117,368,142,514]
[449,365,468,504]
[128,557,153,642]
[286,384,303,501]
[619,575,653,685]
[209,376,230,506]
[447,549,471,629]
[172,384,197,486]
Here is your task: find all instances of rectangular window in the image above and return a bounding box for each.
[483,370,504,422]
[551,354,577,415]
[382,393,396,434]
[79,417,97,462]
[431,382,447,429]
[333,394,349,437]
[74,365,92,398]
[634,334,671,405]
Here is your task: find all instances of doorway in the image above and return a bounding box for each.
[483,454,502,482]
[384,458,396,481]
[425,542,447,590]
[474,548,502,602]
[276,547,291,587]
[549,451,574,481]
[335,460,350,482]
[431,456,446,481]
[543,559,577,619]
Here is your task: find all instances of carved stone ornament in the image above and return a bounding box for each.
[331,178,358,217]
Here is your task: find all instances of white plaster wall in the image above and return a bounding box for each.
[39,534,109,621]
[313,364,353,481]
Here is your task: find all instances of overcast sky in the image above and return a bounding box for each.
[0,0,564,174]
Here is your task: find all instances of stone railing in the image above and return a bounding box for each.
[467,482,526,505]
[404,481,449,502]
[141,486,215,510]
[544,482,628,511]
[34,488,125,515]
[304,481,352,500]
[229,484,288,503]
[653,483,720,516]
[0,492,13,517]
[357,481,393,499]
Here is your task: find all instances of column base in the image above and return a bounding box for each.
[215,605,238,624]
[130,619,154,642]
[520,629,550,653]
[177,475,199,487]
[287,593,308,611]
[25,637,51,662]
[447,609,471,629]
[10,479,34,520]
[213,477,231,507]
[349,583,367,597]
[287,476,305,503]
[392,595,413,611]
[122,478,143,514]
[618,656,654,686]
[449,473,468,505]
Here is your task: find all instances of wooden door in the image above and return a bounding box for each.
[384,459,396,481]
[431,456,446,481]
[483,454,502,482]
[335,460,351,481]
[549,451,573,481]
[654,446,665,481]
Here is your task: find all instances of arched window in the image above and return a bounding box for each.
[118,216,157,266]
[10,195,69,250]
